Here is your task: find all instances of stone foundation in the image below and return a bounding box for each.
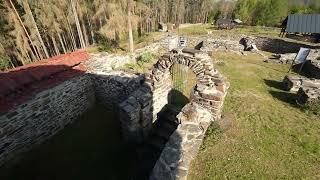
[297,87,320,105]
[0,65,146,167]
[283,75,320,92]
[304,60,320,79]
[117,50,229,179]
[0,74,95,165]
[1,43,229,180]
[91,71,144,109]
[150,103,213,180]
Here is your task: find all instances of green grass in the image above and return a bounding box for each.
[179,24,280,38]
[188,51,320,179]
[0,105,136,180]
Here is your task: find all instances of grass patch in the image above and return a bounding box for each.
[121,52,160,73]
[179,24,280,38]
[188,51,320,179]
[302,101,320,116]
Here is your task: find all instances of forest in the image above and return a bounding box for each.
[0,0,319,70]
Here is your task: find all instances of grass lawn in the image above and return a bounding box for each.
[188,51,320,179]
[178,24,281,38]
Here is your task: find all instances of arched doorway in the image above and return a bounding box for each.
[169,63,197,108]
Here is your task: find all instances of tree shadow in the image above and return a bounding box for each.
[268,90,299,107]
[264,79,284,90]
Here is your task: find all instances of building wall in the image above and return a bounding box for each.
[0,74,95,166]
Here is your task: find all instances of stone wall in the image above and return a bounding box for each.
[90,71,144,109]
[150,70,173,120]
[253,37,320,54]
[304,60,320,79]
[185,36,320,56]
[0,74,95,166]
[119,51,228,142]
[150,103,213,180]
[118,50,229,179]
[187,37,242,52]
[118,85,153,143]
[297,87,320,105]
[148,52,229,180]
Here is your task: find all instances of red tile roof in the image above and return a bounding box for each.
[0,50,90,114]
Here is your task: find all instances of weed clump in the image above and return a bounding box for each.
[136,52,155,66]
[96,33,119,52]
[302,101,320,116]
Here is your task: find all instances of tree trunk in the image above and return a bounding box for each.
[51,36,60,55]
[36,45,44,60]
[62,33,71,52]
[127,0,134,53]
[81,19,90,46]
[7,0,40,60]
[67,19,77,50]
[88,18,95,44]
[70,0,86,49]
[23,1,50,59]
[58,33,67,54]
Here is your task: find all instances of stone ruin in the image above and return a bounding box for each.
[0,44,229,180]
[118,49,229,179]
[282,73,320,107]
[280,47,320,107]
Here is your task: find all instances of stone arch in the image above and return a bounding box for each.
[146,51,229,121]
[118,50,229,144]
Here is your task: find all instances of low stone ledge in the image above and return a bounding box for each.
[283,75,320,92]
[297,87,320,105]
[304,60,320,79]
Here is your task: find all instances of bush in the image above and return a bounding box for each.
[136,52,155,66]
[303,101,320,116]
[124,63,137,70]
[95,33,119,52]
[0,55,10,71]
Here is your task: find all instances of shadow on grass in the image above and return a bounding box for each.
[264,79,284,90]
[269,90,299,107]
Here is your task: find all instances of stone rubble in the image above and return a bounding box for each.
[304,59,320,79]
[283,75,320,92]
[297,87,320,105]
[268,49,320,64]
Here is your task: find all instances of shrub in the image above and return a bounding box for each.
[303,101,320,116]
[0,55,10,71]
[136,52,155,66]
[95,33,119,52]
[124,63,137,70]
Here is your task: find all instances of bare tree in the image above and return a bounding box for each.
[127,0,134,53]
